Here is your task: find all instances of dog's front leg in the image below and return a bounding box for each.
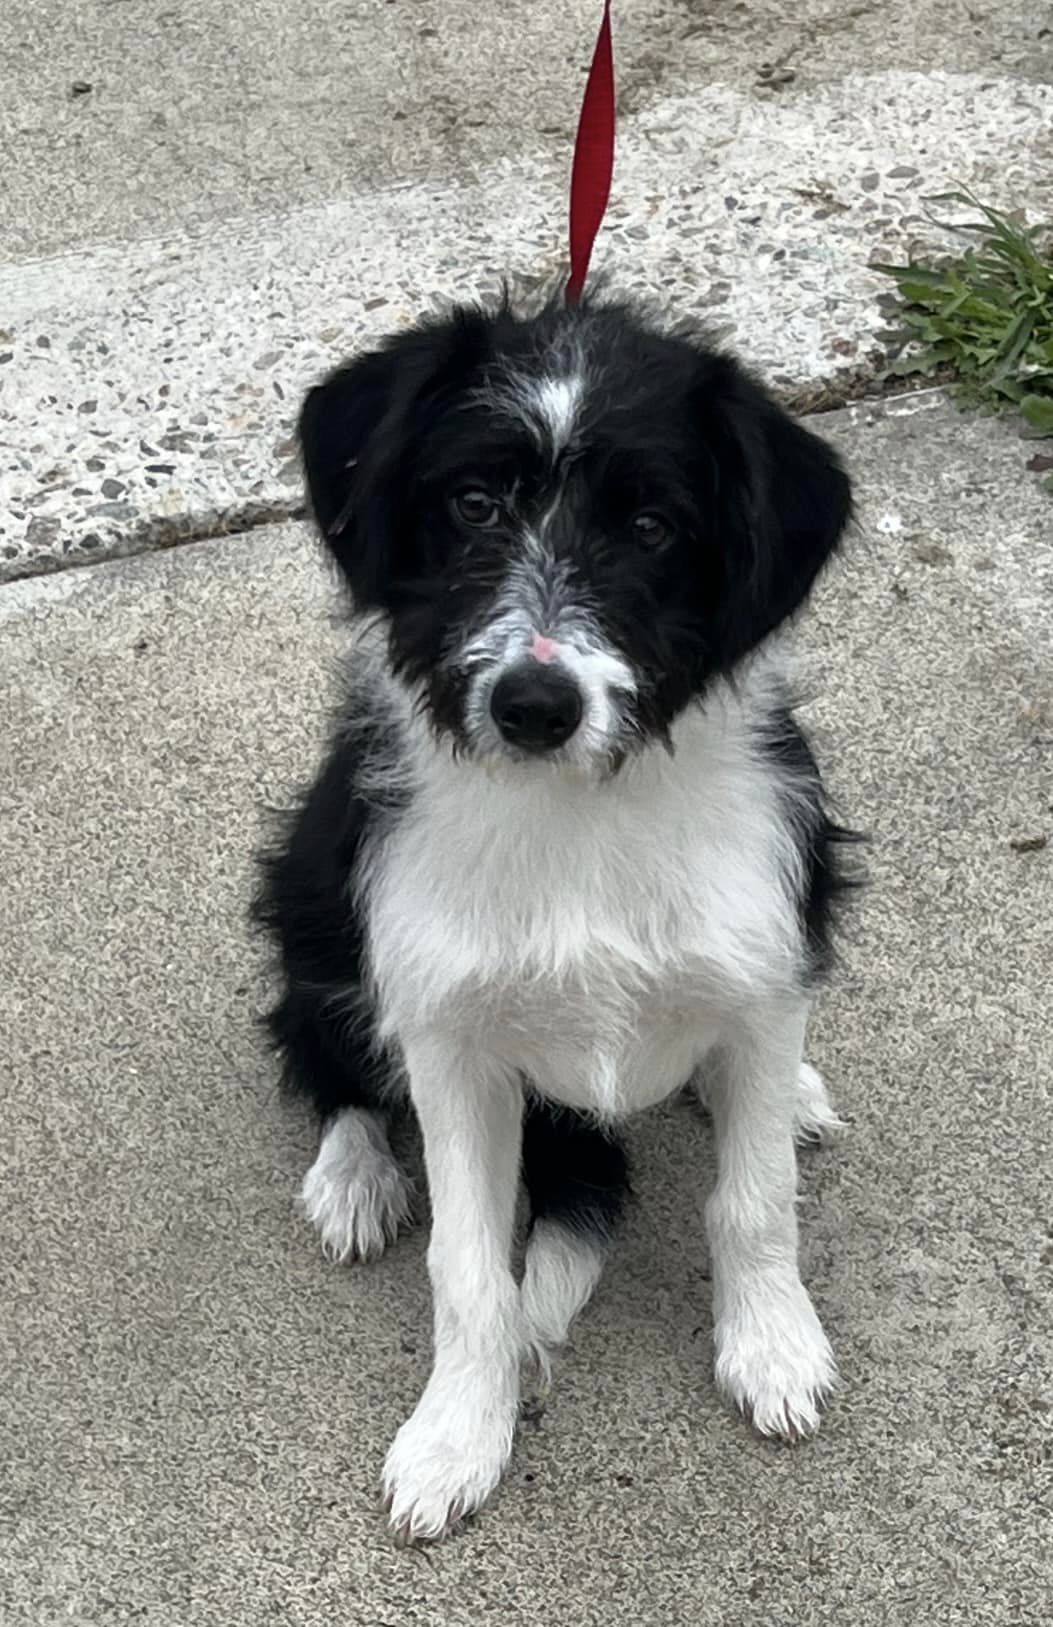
[705,1002,837,1438]
[382,1035,522,1541]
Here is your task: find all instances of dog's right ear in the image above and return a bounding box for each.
[298,313,494,607]
[298,348,403,604]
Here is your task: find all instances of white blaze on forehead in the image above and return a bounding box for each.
[528,373,584,454]
[479,367,584,454]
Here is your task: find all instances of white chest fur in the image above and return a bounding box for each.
[364,687,804,1118]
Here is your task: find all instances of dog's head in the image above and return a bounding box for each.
[300,298,851,771]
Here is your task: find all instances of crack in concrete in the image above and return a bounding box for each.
[2,501,309,587]
[0,372,952,590]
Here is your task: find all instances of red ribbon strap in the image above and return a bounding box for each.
[566,1,615,304]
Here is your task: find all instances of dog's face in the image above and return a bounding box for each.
[300,299,851,771]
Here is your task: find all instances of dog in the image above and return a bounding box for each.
[254,292,857,1542]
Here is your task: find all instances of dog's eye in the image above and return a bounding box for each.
[631,512,672,548]
[452,488,502,529]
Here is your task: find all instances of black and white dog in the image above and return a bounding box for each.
[255,294,857,1541]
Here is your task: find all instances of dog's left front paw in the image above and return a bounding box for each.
[714,1282,837,1440]
[381,1385,516,1543]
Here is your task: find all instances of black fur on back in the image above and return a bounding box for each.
[758,706,864,981]
[252,703,405,1124]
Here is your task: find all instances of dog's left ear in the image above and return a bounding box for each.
[702,367,853,670]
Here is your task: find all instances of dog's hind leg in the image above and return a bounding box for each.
[697,1056,843,1145]
[263,983,412,1259]
[519,1096,631,1371]
[269,987,414,1263]
[791,1061,845,1144]
[254,743,414,1263]
[300,1103,414,1264]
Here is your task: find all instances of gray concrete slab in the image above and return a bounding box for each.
[4,0,1049,264]
[3,1,1052,583]
[2,397,1051,1624]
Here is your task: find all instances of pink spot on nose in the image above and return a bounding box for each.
[531,634,559,665]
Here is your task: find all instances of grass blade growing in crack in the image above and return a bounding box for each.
[873,190,1053,489]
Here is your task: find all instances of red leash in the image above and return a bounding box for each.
[566,1,615,303]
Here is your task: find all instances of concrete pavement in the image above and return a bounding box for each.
[3,396,1051,1624]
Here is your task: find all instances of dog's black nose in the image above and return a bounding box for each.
[490,664,583,753]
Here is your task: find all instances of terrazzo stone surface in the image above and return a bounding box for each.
[2,398,1051,1624]
[1,0,1051,582]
